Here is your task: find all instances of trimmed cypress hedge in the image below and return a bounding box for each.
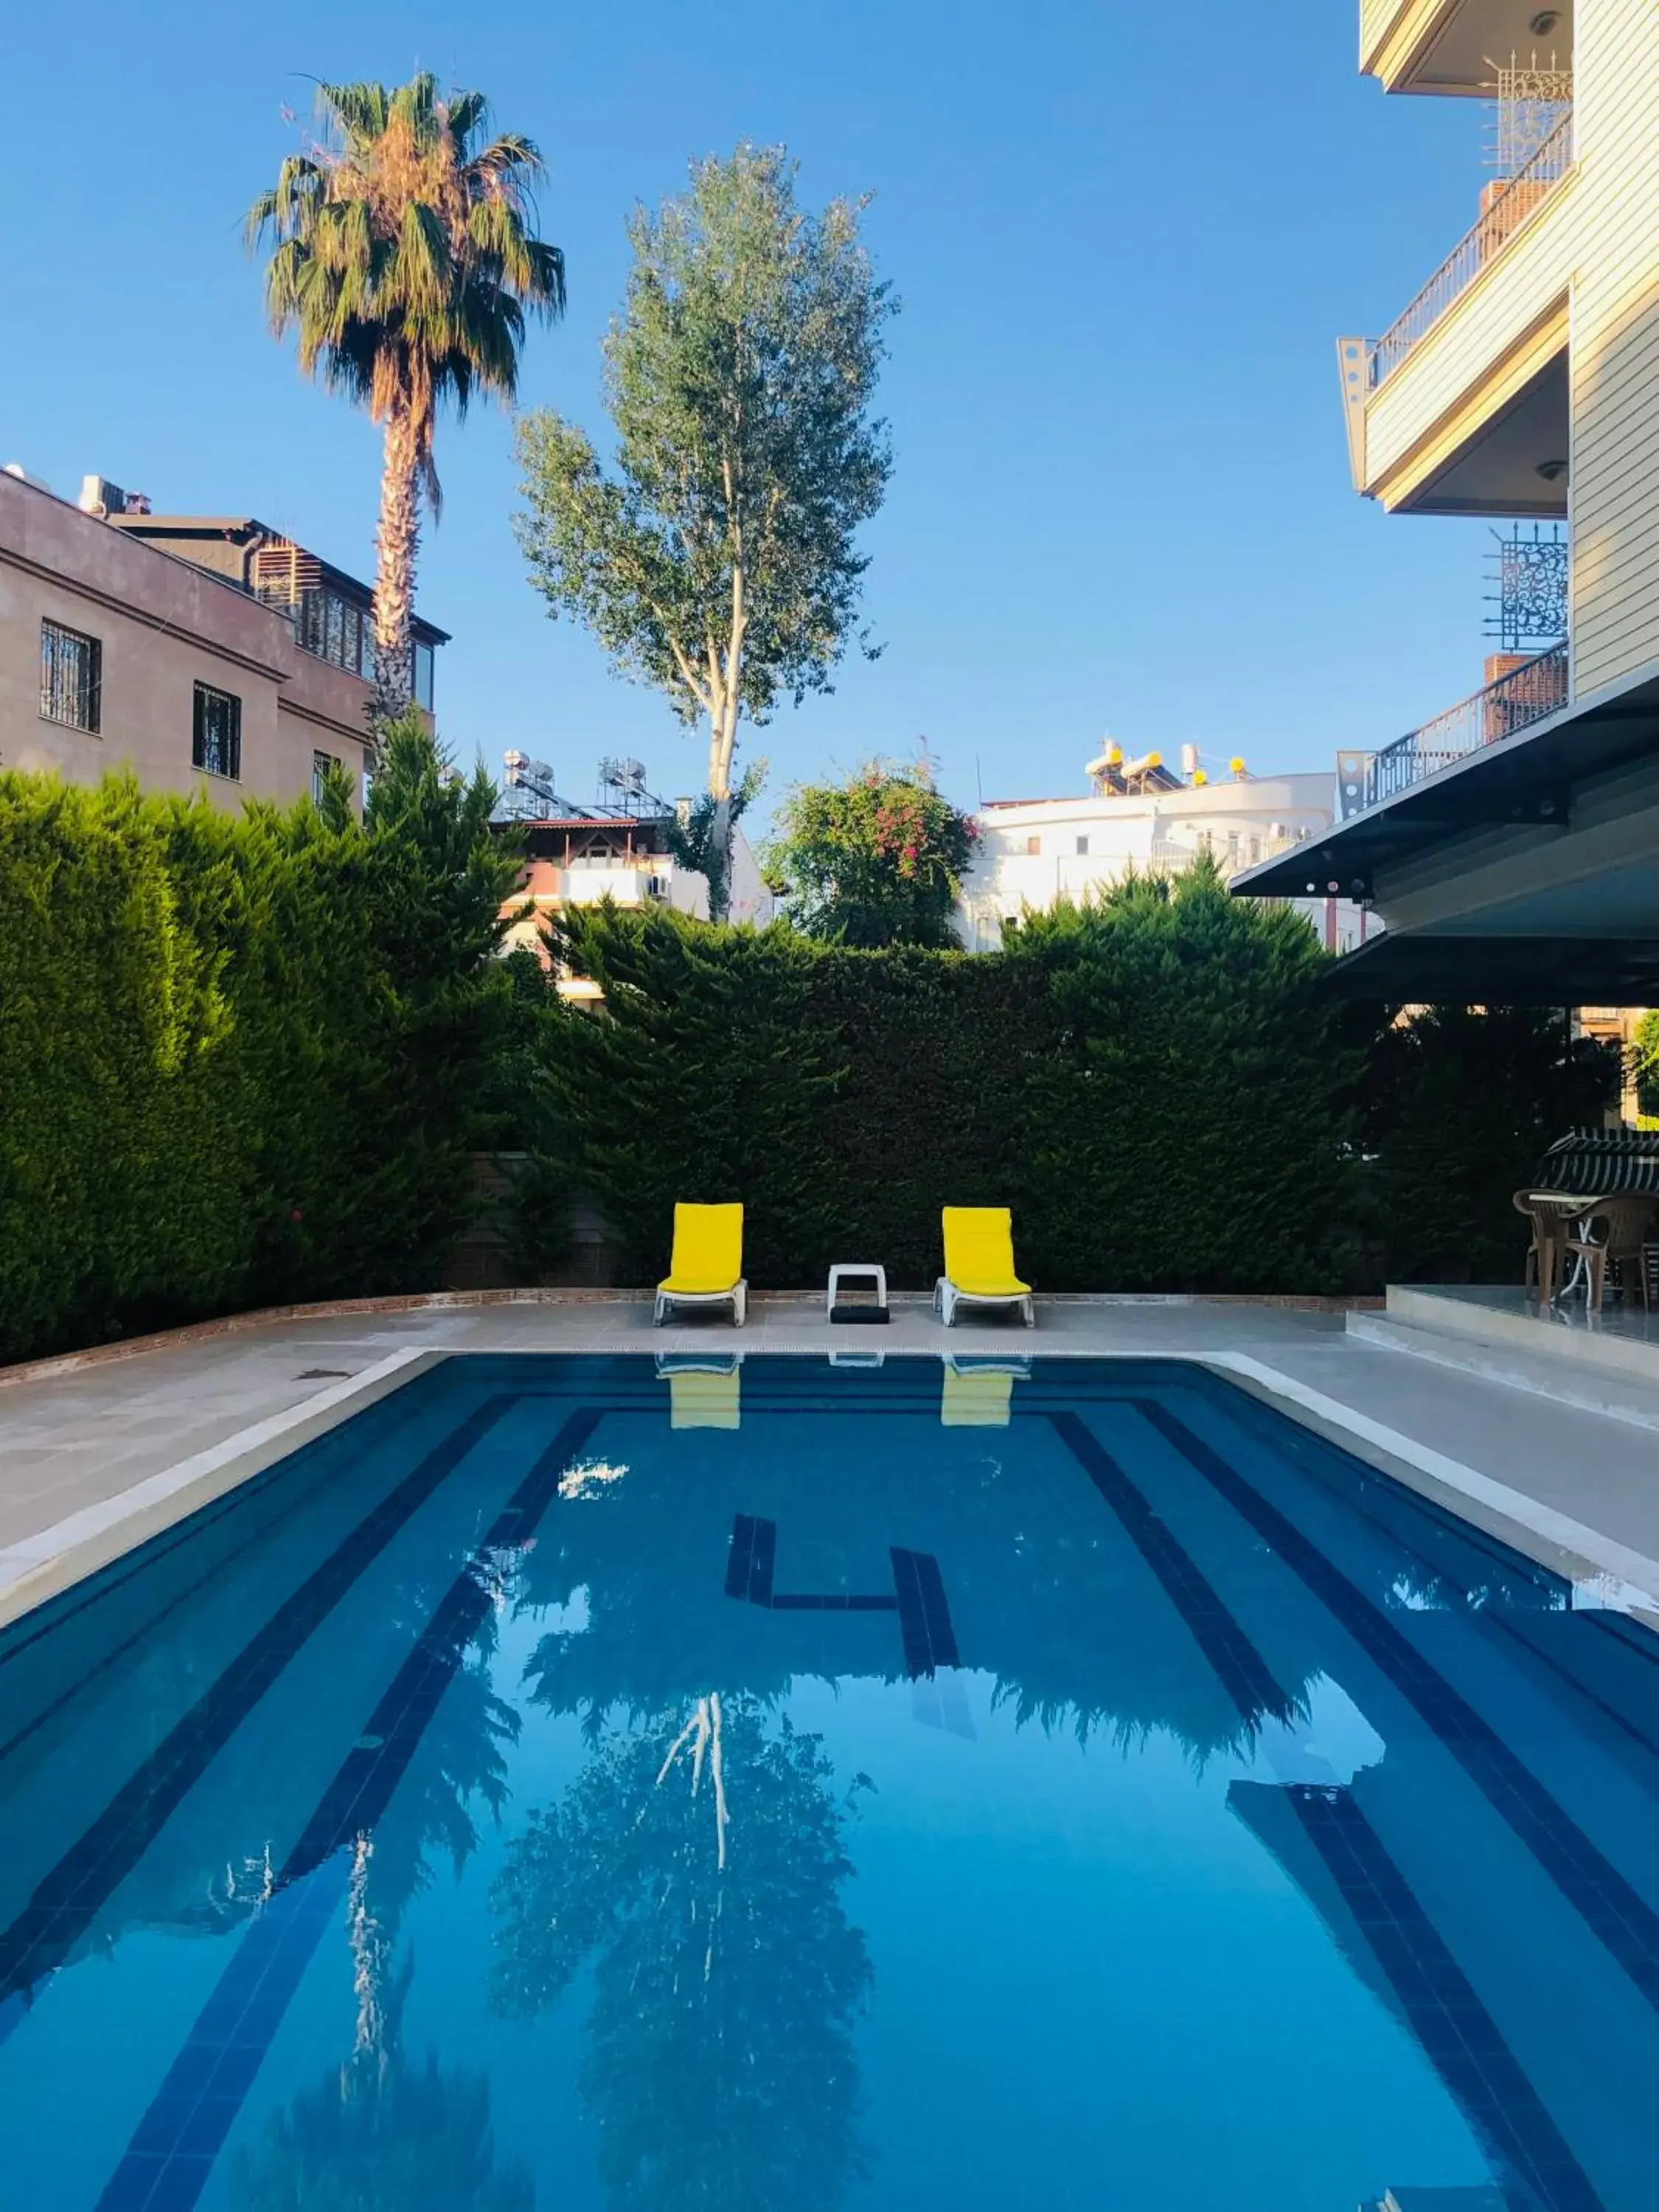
[543,874,1615,1295]
[546,866,1363,1293]
[0,730,518,1363]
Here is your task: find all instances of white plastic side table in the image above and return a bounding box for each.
[827,1262,888,1319]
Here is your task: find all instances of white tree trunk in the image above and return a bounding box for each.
[706,696,740,922]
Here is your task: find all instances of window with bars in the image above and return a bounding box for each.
[311,750,341,806]
[40,620,102,733]
[192,684,242,779]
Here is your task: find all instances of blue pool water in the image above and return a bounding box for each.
[1,1354,1658,2211]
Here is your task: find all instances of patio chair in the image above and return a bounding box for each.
[934,1206,1034,1329]
[653,1203,747,1328]
[1514,1189,1585,1305]
[1575,1194,1658,1312]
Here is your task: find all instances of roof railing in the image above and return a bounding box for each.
[1367,111,1573,391]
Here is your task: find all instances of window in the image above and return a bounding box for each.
[297,587,375,681]
[1024,835,1041,856]
[40,620,101,733]
[412,639,435,712]
[1075,835,1090,856]
[192,683,241,779]
[312,749,341,806]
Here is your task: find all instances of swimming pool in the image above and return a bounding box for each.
[1,1352,1655,2211]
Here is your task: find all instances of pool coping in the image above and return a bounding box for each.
[4,1340,1656,1642]
[0,1350,445,1633]
[0,1289,1384,1391]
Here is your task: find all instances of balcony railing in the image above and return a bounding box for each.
[1367,111,1573,391]
[1346,644,1568,815]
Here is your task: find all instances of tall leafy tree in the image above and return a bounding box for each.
[762,757,978,947]
[515,143,895,916]
[247,75,566,729]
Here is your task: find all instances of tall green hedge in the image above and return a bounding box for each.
[0,730,518,1363]
[542,873,1615,1295]
[546,864,1363,1293]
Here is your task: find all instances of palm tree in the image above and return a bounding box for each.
[246,75,565,731]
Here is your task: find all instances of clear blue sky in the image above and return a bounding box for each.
[1,1,1496,818]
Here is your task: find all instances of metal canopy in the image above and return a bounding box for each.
[1239,666,1659,902]
[1315,930,1659,1003]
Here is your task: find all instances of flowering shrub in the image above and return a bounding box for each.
[762,759,978,946]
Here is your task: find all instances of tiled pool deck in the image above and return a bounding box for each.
[5,1292,1659,1632]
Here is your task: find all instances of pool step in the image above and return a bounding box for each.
[1346,1309,1659,1434]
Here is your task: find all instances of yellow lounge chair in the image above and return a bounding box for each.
[934,1206,1034,1329]
[654,1202,747,1327]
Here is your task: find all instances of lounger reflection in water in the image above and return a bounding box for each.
[655,1353,743,1430]
[940,1354,1032,1427]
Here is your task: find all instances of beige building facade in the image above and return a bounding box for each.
[1247,0,1659,1010]
[0,468,442,809]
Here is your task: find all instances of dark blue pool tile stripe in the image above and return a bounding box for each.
[1279,1785,1606,2212]
[770,1593,899,1612]
[0,1394,522,2006]
[724,1514,896,1614]
[1048,1412,1602,2212]
[1051,1412,1296,1727]
[96,1851,353,2212]
[889,1548,959,1676]
[94,1405,602,2212]
[748,1515,776,1607]
[1132,1396,1659,2017]
[724,1514,759,1599]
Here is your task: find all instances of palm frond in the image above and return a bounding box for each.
[317,78,392,153]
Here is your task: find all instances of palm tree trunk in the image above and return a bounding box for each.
[372,399,421,736]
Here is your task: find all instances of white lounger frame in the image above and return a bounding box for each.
[653,1281,748,1327]
[933,1279,1034,1329]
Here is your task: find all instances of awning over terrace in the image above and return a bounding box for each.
[1238,662,1659,908]
[1311,929,1659,1002]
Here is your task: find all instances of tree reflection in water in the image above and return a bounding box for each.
[492,1693,872,2212]
[227,1626,529,2211]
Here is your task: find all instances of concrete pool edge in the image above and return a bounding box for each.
[0,1349,445,1632]
[6,1338,1658,1644]
[1209,1352,1659,1633]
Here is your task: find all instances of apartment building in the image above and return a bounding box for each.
[0,467,445,808]
[959,748,1368,953]
[1242,0,1659,1005]
[493,754,772,989]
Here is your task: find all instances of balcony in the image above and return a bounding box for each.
[1339,643,1568,818]
[1361,0,1575,95]
[1367,113,1573,392]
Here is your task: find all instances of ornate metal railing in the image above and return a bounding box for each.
[1367,112,1573,390]
[1351,644,1568,814]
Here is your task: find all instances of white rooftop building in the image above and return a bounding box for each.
[957,745,1371,954]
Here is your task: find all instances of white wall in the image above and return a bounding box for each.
[956,773,1370,953]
